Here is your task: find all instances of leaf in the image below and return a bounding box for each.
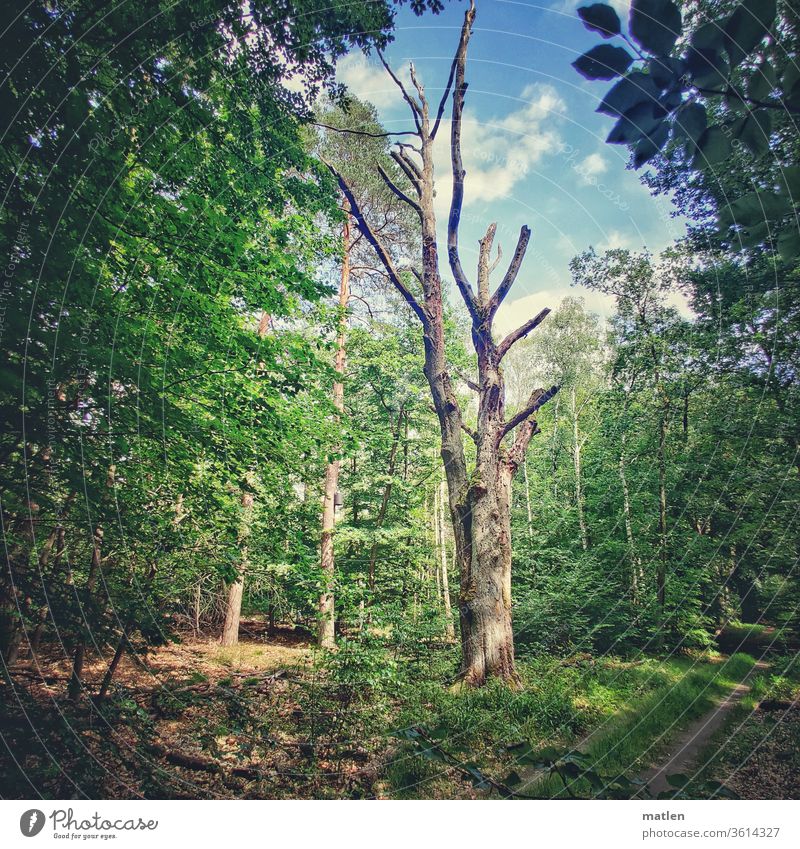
[573,44,634,80]
[607,103,663,145]
[692,125,732,168]
[503,770,523,787]
[666,772,691,788]
[778,165,800,198]
[597,72,660,116]
[733,109,772,156]
[724,0,777,68]
[633,121,669,167]
[648,56,684,88]
[690,20,725,52]
[747,62,777,101]
[630,0,682,56]
[777,226,800,263]
[686,46,729,88]
[672,102,707,144]
[577,4,621,38]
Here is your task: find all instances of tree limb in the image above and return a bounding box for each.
[377,48,423,134]
[377,163,423,220]
[500,384,560,440]
[324,159,427,325]
[447,2,480,322]
[497,308,551,360]
[489,226,531,315]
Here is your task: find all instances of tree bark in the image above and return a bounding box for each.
[367,405,405,594]
[221,488,255,647]
[570,386,588,551]
[656,407,668,609]
[329,2,558,684]
[318,209,351,649]
[68,526,103,700]
[437,479,456,641]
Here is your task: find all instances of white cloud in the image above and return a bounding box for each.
[495,290,616,339]
[430,83,567,217]
[575,152,608,185]
[335,53,402,111]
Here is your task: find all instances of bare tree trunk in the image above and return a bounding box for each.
[318,211,350,649]
[329,2,558,684]
[570,386,588,551]
[68,526,103,700]
[221,488,255,647]
[437,479,455,641]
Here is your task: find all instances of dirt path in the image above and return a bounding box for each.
[638,661,769,797]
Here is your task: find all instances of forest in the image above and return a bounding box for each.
[1,0,799,801]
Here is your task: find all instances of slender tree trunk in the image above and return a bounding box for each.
[221,489,255,647]
[571,386,588,551]
[68,526,103,700]
[367,406,405,594]
[618,433,642,600]
[437,479,456,641]
[318,210,350,649]
[523,457,534,548]
[656,408,668,609]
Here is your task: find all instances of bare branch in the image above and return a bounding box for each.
[497,307,551,360]
[323,159,427,325]
[488,225,531,314]
[409,63,428,116]
[500,384,560,440]
[390,149,422,195]
[477,223,497,305]
[430,46,459,141]
[488,243,503,277]
[460,421,478,442]
[377,48,423,134]
[447,2,480,322]
[313,121,419,139]
[455,369,479,393]
[377,163,423,220]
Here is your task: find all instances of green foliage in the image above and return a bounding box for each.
[574,1,800,259]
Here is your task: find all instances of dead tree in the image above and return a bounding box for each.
[327,1,558,685]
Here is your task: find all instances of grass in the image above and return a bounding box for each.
[678,655,800,799]
[385,651,757,798]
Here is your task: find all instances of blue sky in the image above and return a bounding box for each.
[335,0,689,325]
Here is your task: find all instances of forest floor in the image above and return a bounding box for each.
[1,622,797,799]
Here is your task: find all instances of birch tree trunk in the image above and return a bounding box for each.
[318,211,351,648]
[438,479,456,641]
[571,385,588,551]
[618,432,642,600]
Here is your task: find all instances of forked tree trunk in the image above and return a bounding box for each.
[318,211,351,648]
[330,1,558,684]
